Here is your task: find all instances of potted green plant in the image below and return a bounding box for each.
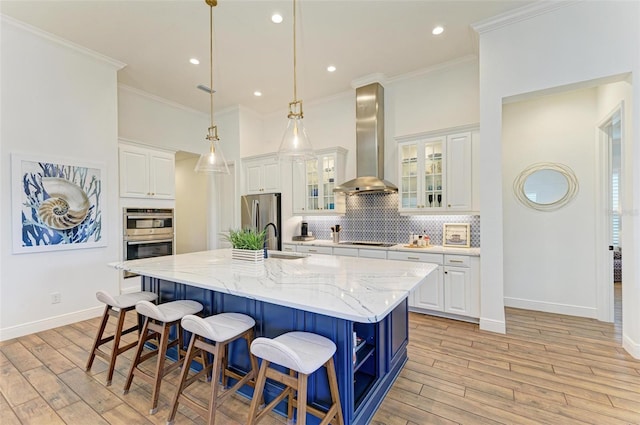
[223,228,266,262]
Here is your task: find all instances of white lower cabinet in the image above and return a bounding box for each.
[443,255,480,318]
[358,249,387,259]
[388,251,479,320]
[413,266,444,311]
[296,245,333,255]
[282,243,297,252]
[332,247,359,257]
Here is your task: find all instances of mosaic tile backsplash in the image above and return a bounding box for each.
[304,192,480,247]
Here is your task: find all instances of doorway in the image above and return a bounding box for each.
[597,105,623,323]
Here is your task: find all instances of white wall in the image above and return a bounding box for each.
[502,88,599,317]
[118,85,207,155]
[476,0,640,357]
[175,154,208,254]
[0,18,122,339]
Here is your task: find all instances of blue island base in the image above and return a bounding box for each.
[143,276,409,425]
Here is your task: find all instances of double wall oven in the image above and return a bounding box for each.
[123,208,174,278]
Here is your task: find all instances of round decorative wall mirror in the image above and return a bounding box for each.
[513,163,578,211]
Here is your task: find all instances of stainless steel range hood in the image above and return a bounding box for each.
[333,82,398,194]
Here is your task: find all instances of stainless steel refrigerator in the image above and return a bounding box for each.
[240,193,282,251]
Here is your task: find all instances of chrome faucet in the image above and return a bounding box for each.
[263,222,278,258]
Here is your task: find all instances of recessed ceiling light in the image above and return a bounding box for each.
[327,65,336,73]
[254,91,262,97]
[432,26,444,35]
[271,14,283,24]
[189,58,200,65]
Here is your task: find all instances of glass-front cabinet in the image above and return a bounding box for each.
[397,129,474,214]
[399,136,445,211]
[292,147,347,215]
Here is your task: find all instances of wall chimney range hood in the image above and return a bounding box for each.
[333,82,398,194]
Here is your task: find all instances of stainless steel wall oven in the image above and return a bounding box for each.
[123,208,174,278]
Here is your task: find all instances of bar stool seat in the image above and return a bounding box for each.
[123,299,203,414]
[167,313,259,425]
[86,290,158,386]
[248,331,344,425]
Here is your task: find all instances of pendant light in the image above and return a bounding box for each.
[277,0,315,162]
[195,0,229,174]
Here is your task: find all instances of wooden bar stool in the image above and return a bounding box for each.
[123,299,203,414]
[86,290,158,386]
[248,332,344,425]
[167,313,260,425]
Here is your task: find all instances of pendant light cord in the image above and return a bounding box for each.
[210,3,214,128]
[292,0,297,103]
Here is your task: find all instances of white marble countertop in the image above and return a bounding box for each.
[110,249,437,323]
[284,240,481,256]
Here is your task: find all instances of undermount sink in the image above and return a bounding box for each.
[267,251,308,260]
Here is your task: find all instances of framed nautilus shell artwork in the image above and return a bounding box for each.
[11,153,106,253]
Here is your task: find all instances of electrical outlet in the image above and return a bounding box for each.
[51,292,61,304]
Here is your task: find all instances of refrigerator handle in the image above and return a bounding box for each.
[253,200,260,230]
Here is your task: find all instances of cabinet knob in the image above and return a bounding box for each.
[448,204,451,207]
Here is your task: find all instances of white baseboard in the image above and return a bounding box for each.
[480,317,506,334]
[504,297,598,319]
[623,334,640,360]
[0,306,103,342]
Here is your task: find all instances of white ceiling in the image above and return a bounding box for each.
[0,0,532,115]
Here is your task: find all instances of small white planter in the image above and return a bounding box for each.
[232,248,264,263]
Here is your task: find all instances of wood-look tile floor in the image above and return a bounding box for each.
[2,283,639,424]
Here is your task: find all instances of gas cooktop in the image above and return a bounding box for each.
[338,241,396,247]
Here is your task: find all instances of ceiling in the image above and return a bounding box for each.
[0,0,532,115]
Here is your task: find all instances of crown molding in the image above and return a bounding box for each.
[350,73,388,89]
[118,84,208,117]
[471,1,579,34]
[387,54,477,84]
[1,14,125,70]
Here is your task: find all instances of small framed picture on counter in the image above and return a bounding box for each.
[443,223,470,248]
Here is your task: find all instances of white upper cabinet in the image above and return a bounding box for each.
[243,154,281,194]
[119,142,175,199]
[292,147,347,215]
[396,126,477,214]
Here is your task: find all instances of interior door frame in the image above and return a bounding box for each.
[595,102,624,323]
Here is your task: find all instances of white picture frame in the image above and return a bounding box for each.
[442,223,470,248]
[11,153,107,253]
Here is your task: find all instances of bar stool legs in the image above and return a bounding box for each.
[248,332,344,425]
[123,300,203,414]
[167,313,259,425]
[86,290,157,386]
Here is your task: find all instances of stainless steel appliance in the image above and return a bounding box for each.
[241,193,281,251]
[123,208,174,278]
[333,82,398,194]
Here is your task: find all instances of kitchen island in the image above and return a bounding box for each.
[111,249,437,425]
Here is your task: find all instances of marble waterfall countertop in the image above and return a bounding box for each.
[110,249,437,323]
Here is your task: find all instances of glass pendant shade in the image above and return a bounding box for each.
[278,115,314,162]
[195,137,229,174]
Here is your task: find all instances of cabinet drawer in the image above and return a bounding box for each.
[358,249,387,259]
[444,255,470,267]
[333,247,359,257]
[388,251,443,264]
[297,245,333,255]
